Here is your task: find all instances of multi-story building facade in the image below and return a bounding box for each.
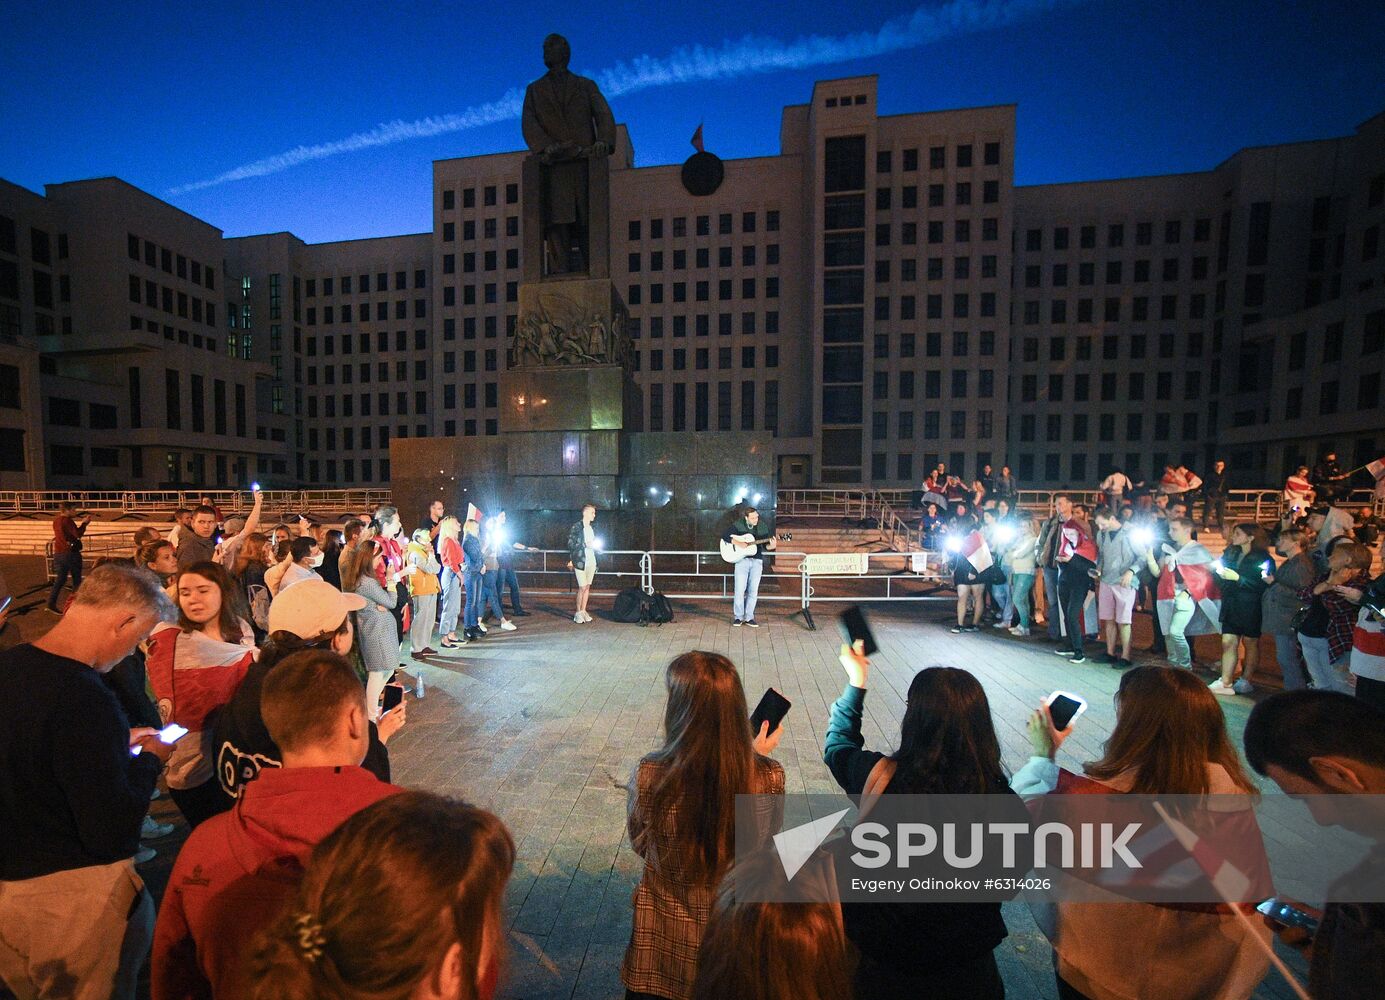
[1,79,1381,491]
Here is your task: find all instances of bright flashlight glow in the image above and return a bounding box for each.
[944,535,963,553]
[250,481,260,492]
[753,492,763,504]
[1133,528,1154,547]
[649,487,659,496]
[593,537,605,551]
[995,525,1016,544]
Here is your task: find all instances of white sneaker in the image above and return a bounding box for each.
[1009,626,1030,636]
[992,621,1009,629]
[500,619,517,631]
[1232,678,1255,695]
[582,611,594,623]
[142,815,174,839]
[477,622,488,633]
[574,613,584,623]
[1207,679,1237,696]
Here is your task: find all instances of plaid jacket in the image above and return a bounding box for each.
[1299,572,1371,663]
[621,754,784,1000]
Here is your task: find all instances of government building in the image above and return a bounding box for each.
[1,75,1382,491]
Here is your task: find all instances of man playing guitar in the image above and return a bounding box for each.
[721,506,776,627]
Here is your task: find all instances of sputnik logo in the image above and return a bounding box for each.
[772,809,849,881]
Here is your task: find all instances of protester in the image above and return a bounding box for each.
[1036,496,1072,643]
[244,791,514,1000]
[995,464,1018,501]
[949,504,985,634]
[1147,517,1221,671]
[1200,459,1230,534]
[343,539,402,717]
[212,489,264,569]
[153,648,406,999]
[1260,528,1315,690]
[318,529,344,590]
[827,642,1017,999]
[1093,506,1143,668]
[623,651,785,1000]
[276,534,323,592]
[338,517,364,581]
[1209,523,1273,695]
[461,517,487,640]
[146,562,258,828]
[479,521,517,633]
[139,539,179,588]
[371,505,410,643]
[692,848,850,1000]
[212,580,402,809]
[1100,469,1133,510]
[47,499,91,613]
[1244,691,1385,1000]
[1312,451,1348,504]
[1004,511,1038,635]
[438,515,465,648]
[420,498,445,549]
[176,505,221,569]
[490,510,530,617]
[168,508,193,550]
[567,502,599,625]
[1052,504,1098,662]
[1017,666,1269,1000]
[724,505,776,628]
[406,527,442,658]
[0,563,177,1000]
[1296,541,1371,694]
[1283,465,1315,511]
[1310,506,1357,571]
[920,501,945,549]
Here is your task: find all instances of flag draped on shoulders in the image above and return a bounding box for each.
[959,530,993,573]
[145,623,256,731]
[1156,542,1222,636]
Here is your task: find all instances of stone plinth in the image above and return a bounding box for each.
[499,365,630,433]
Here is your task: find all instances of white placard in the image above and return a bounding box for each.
[803,552,869,576]
[910,552,932,574]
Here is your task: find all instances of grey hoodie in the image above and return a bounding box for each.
[1097,524,1145,584]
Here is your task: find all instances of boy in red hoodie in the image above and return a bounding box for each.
[151,647,404,998]
[1053,509,1099,663]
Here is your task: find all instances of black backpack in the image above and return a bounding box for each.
[612,587,647,624]
[646,591,674,624]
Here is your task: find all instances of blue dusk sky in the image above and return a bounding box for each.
[2,0,1382,244]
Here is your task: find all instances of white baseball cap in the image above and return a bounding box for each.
[267,579,366,639]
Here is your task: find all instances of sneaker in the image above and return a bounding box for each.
[992,621,1010,629]
[1009,625,1031,636]
[1232,677,1255,696]
[1207,679,1237,697]
[1091,651,1114,664]
[574,614,585,624]
[476,622,488,634]
[733,618,743,627]
[581,611,594,623]
[1051,647,1075,656]
[746,620,760,628]
[950,625,966,634]
[513,610,531,617]
[1114,657,1134,669]
[963,624,980,632]
[499,620,517,631]
[141,815,175,840]
[1069,654,1087,664]
[134,846,157,864]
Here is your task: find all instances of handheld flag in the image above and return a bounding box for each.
[959,530,993,573]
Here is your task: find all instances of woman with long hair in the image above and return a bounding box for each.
[406,528,441,659]
[138,539,179,590]
[691,848,850,1000]
[245,791,514,1000]
[342,539,400,718]
[948,503,985,633]
[825,643,1018,998]
[1005,510,1038,635]
[1209,522,1273,696]
[623,651,785,1000]
[1018,665,1268,999]
[146,561,258,827]
[437,516,465,648]
[318,529,345,590]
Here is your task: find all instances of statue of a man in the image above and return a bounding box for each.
[521,34,616,275]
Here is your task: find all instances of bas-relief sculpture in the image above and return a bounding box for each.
[521,33,616,276]
[512,286,631,368]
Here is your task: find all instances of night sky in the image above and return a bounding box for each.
[2,0,1381,244]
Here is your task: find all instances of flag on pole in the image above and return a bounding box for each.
[1367,456,1385,481]
[1150,802,1254,902]
[959,530,993,573]
[691,123,704,153]
[466,502,483,523]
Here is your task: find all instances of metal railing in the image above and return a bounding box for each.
[44,532,140,580]
[0,489,393,517]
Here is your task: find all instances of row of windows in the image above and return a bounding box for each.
[632,345,779,373]
[1022,219,1213,252]
[629,311,781,338]
[874,181,1000,210]
[161,370,248,437]
[127,274,217,327]
[870,369,999,400]
[304,271,426,297]
[1017,331,1205,364]
[1019,294,1204,325]
[305,390,439,420]
[642,380,779,435]
[0,218,61,263]
[627,276,781,305]
[1017,411,1202,444]
[126,233,215,290]
[871,409,997,441]
[305,300,427,324]
[875,142,1002,173]
[626,244,781,271]
[305,329,429,356]
[46,397,118,429]
[872,256,1000,282]
[442,283,516,307]
[307,456,391,484]
[441,217,519,243]
[440,183,518,211]
[443,248,519,274]
[307,423,444,452]
[128,315,219,352]
[627,212,782,240]
[0,259,69,311]
[873,330,999,358]
[870,217,1003,246]
[1018,371,1205,403]
[1279,374,1382,419]
[1022,258,1212,288]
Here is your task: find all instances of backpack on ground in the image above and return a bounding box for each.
[611,587,647,624]
[646,591,674,624]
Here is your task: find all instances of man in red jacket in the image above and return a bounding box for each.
[151,648,404,998]
[47,500,90,613]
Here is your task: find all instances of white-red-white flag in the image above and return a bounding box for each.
[466,502,483,523]
[959,530,993,573]
[1367,457,1385,481]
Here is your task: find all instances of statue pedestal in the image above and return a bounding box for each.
[521,154,610,282]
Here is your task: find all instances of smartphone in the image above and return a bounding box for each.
[1044,691,1088,731]
[837,605,879,656]
[158,723,189,744]
[382,683,406,714]
[1256,897,1319,934]
[750,687,791,736]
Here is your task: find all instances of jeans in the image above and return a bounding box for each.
[1058,558,1094,656]
[1201,495,1226,532]
[463,570,483,629]
[1141,572,1166,653]
[48,550,83,610]
[734,557,764,621]
[1298,633,1352,693]
[1272,632,1308,690]
[481,570,506,620]
[498,566,524,613]
[438,569,462,635]
[1043,566,1061,639]
[1010,572,1035,629]
[1167,591,1196,668]
[410,594,437,651]
[991,581,1012,625]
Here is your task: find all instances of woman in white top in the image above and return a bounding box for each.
[566,503,598,623]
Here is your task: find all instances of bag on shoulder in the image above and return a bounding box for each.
[247,584,271,631]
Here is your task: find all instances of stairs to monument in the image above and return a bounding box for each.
[774,518,895,555]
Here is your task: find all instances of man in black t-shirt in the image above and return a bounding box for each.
[0,563,177,1000]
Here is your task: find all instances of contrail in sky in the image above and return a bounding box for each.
[168,0,1081,196]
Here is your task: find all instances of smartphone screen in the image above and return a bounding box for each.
[1256,898,1319,933]
[1045,691,1087,731]
[158,723,189,744]
[750,687,791,736]
[837,605,879,656]
[0,595,11,614]
[382,684,405,714]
